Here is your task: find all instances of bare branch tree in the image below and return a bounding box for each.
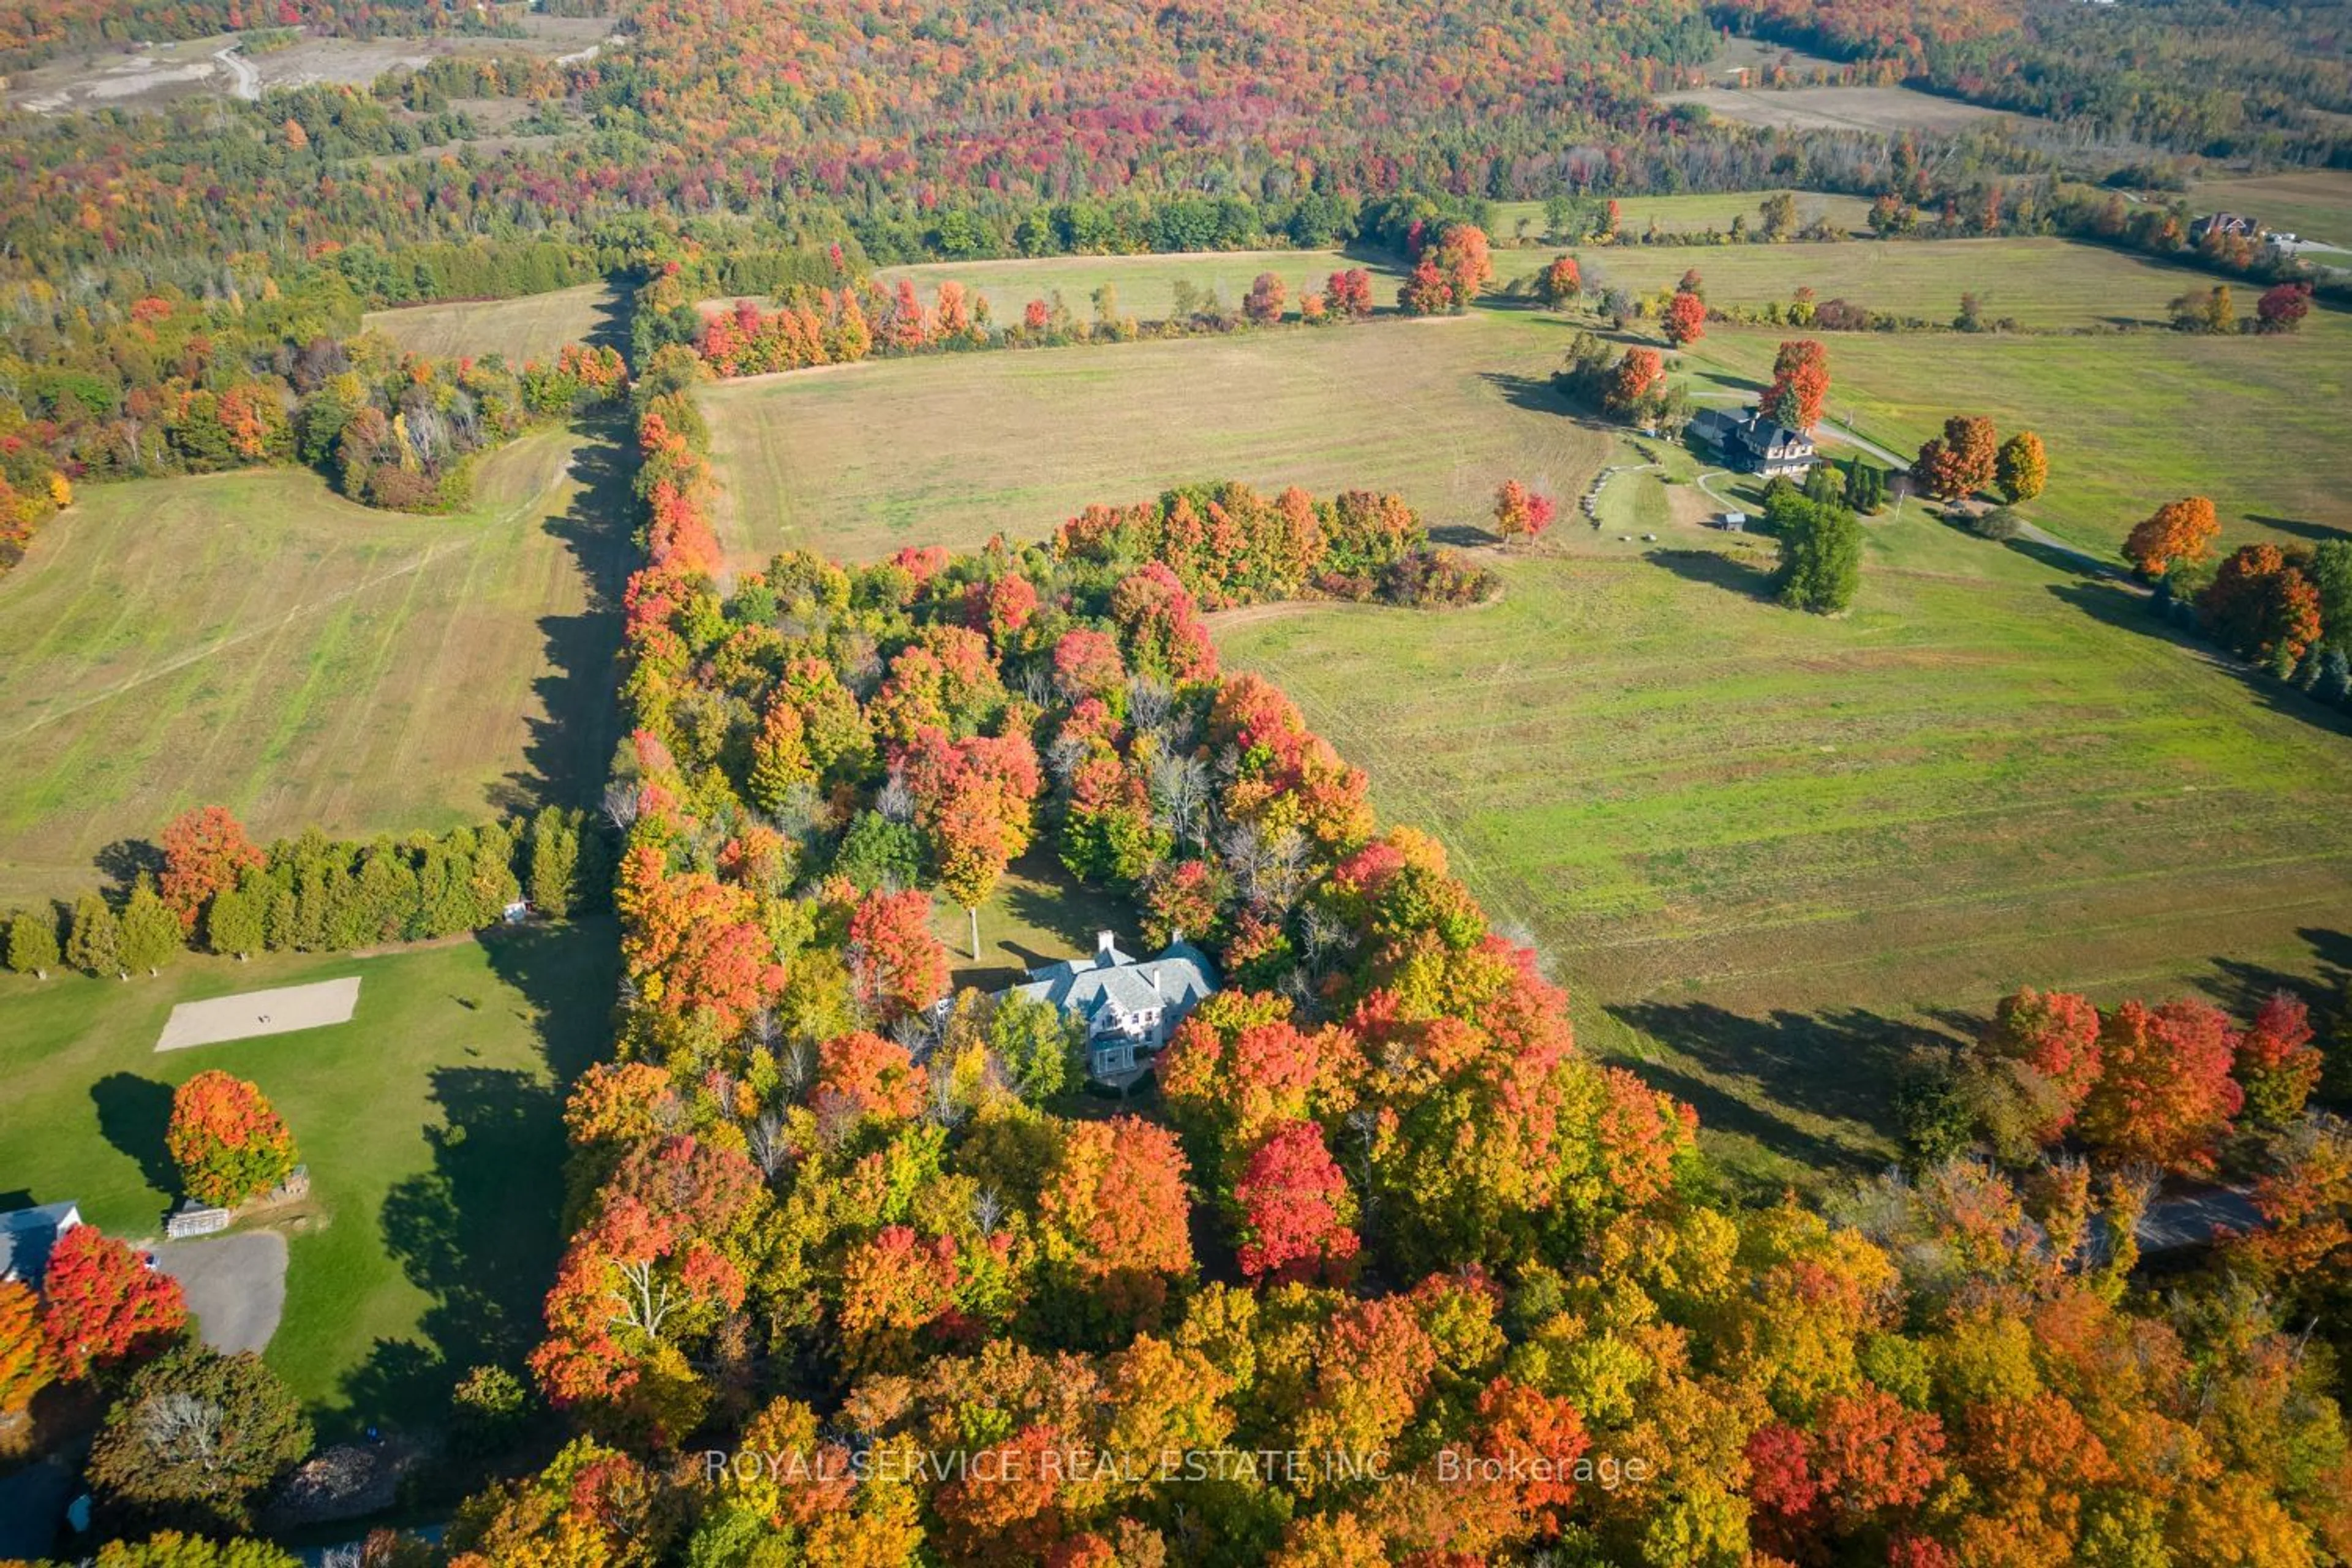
[747,1112,790,1179]
[606,1259,678,1342]
[972,1185,1005,1237]
[877,767,916,825]
[601,779,641,834]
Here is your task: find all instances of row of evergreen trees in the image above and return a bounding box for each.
[2,807,604,981]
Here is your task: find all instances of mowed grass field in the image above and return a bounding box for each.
[699,312,1607,563]
[1498,236,2218,326]
[1670,314,2352,554]
[0,428,631,904]
[364,281,620,364]
[1488,189,1873,240]
[1218,516,2352,1188]
[0,923,616,1435]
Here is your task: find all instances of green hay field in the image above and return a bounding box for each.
[0,923,617,1436]
[0,428,632,905]
[363,281,621,364]
[699,313,1609,564]
[1497,236,2224,326]
[1487,189,1874,243]
[1217,514,2352,1187]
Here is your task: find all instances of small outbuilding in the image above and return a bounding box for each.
[0,1200,82,1289]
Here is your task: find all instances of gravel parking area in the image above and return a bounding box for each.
[153,1231,288,1355]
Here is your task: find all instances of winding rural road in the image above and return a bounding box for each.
[214,44,261,102]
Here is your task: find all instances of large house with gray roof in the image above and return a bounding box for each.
[999,931,1218,1085]
[1689,405,1816,478]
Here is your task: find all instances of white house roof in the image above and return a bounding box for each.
[1009,933,1217,1027]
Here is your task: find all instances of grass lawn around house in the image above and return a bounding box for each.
[933,846,1134,995]
[0,921,616,1438]
[1665,316,2352,556]
[0,424,634,907]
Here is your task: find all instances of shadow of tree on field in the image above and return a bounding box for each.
[2194,924,2351,1020]
[334,922,616,1444]
[583,285,633,359]
[491,417,635,821]
[1475,370,1571,417]
[2049,579,2352,739]
[90,1072,178,1210]
[91,839,163,898]
[1646,546,1775,601]
[1999,533,2119,579]
[2245,513,2352,545]
[1607,1000,1959,1177]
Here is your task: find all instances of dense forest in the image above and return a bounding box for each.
[1719,0,2352,160]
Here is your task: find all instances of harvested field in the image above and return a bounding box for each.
[0,425,633,905]
[1655,82,2023,134]
[699,312,1607,564]
[365,281,621,364]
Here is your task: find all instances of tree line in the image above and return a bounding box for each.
[2,803,606,981]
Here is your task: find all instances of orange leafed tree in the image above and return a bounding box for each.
[159,805,265,930]
[1765,339,1831,431]
[167,1069,298,1207]
[2078,998,2244,1173]
[1912,415,1999,501]
[2122,496,2218,576]
[1663,288,1708,345]
[1491,480,1556,546]
[40,1226,187,1381]
[0,1280,56,1415]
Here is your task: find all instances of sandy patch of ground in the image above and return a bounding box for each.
[156,977,361,1052]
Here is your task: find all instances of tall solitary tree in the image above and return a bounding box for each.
[1663,288,1708,347]
[167,1071,299,1208]
[1771,494,1864,614]
[1763,339,1830,431]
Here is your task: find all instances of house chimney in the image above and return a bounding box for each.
[1096,930,1117,968]
[1152,968,1163,1000]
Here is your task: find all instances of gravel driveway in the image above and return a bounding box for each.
[153,1231,288,1355]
